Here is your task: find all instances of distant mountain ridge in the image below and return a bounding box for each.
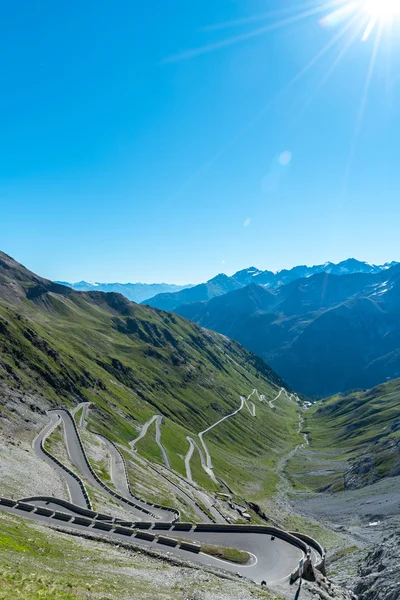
[56,281,193,304]
[143,274,243,311]
[143,258,398,311]
[174,263,400,398]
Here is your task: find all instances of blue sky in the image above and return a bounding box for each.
[1,0,400,284]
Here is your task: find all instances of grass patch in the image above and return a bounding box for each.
[202,544,251,564]
[74,407,83,426]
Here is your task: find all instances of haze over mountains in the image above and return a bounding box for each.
[144,260,400,398]
[58,259,398,306]
[55,280,193,304]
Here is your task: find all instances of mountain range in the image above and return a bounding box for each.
[58,259,398,307]
[143,259,398,310]
[171,264,400,398]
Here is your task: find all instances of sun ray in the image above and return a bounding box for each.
[163,1,350,63]
[362,15,379,40]
[171,9,361,198]
[293,13,370,120]
[320,1,360,28]
[203,0,344,32]
[343,19,384,193]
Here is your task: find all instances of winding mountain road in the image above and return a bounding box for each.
[10,396,327,586]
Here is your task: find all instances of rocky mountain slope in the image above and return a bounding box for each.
[303,378,400,492]
[174,265,400,397]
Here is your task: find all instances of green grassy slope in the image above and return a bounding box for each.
[296,379,400,491]
[0,252,300,497]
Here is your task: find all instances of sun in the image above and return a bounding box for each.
[364,0,400,20]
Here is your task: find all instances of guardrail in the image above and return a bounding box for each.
[40,417,92,510]
[95,432,180,522]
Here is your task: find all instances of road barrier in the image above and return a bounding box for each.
[192,524,325,576]
[135,531,156,541]
[113,526,133,536]
[16,502,35,512]
[93,522,113,531]
[173,523,193,531]
[20,496,112,521]
[179,541,201,554]
[157,536,178,547]
[194,524,309,553]
[1,495,324,579]
[34,507,54,517]
[153,523,172,530]
[288,531,326,574]
[0,498,16,507]
[72,516,92,526]
[52,511,73,522]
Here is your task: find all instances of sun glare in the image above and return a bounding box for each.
[365,0,400,20]
[321,0,400,40]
